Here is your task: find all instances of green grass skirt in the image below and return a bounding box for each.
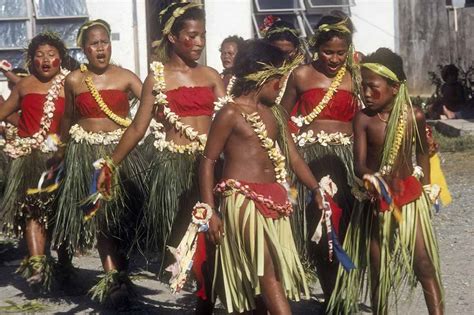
[0,150,10,198]
[52,141,147,253]
[291,141,355,257]
[213,190,309,313]
[140,137,199,255]
[0,150,55,237]
[329,190,443,314]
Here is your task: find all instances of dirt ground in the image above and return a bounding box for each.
[0,151,472,314]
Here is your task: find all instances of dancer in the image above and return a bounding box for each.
[0,33,74,292]
[199,39,324,314]
[330,48,443,315]
[96,2,224,311]
[52,19,146,308]
[262,17,302,60]
[280,14,360,303]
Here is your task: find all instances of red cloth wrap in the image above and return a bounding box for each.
[379,175,423,211]
[326,194,343,236]
[165,86,215,117]
[17,94,65,137]
[75,89,129,119]
[240,181,290,219]
[192,233,208,300]
[288,88,358,133]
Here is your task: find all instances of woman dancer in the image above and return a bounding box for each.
[0,33,74,292]
[96,2,224,310]
[280,15,361,303]
[52,19,146,307]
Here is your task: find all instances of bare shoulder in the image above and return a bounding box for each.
[354,108,371,126]
[64,68,84,86]
[197,65,221,81]
[292,63,313,80]
[413,106,426,122]
[215,101,240,122]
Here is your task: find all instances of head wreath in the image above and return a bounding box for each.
[152,2,203,62]
[76,19,111,47]
[243,54,304,87]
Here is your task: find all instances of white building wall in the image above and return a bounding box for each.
[351,0,396,54]
[204,0,253,73]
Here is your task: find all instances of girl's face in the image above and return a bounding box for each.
[361,68,399,112]
[317,36,349,76]
[170,19,206,61]
[33,44,61,80]
[83,26,111,70]
[271,39,297,60]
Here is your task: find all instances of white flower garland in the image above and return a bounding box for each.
[292,130,352,147]
[150,61,208,154]
[69,124,125,145]
[242,112,287,183]
[3,68,69,158]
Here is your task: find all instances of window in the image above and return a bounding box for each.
[0,0,88,79]
[306,0,354,9]
[252,0,354,39]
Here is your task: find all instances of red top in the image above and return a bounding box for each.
[165,86,214,117]
[18,93,65,137]
[291,88,358,122]
[75,89,129,119]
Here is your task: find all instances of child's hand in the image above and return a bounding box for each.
[313,189,324,214]
[208,214,224,245]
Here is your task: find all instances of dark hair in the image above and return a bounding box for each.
[232,39,286,97]
[363,47,407,83]
[27,33,80,73]
[160,3,205,37]
[220,35,244,51]
[77,19,111,48]
[265,20,299,48]
[441,64,459,81]
[313,15,354,51]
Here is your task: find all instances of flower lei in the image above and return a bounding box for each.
[80,64,131,128]
[292,130,352,147]
[290,65,346,128]
[242,112,287,183]
[150,61,208,154]
[4,68,69,159]
[69,124,124,145]
[215,179,293,216]
[213,76,235,115]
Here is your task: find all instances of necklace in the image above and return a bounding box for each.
[377,112,388,123]
[241,112,287,183]
[80,64,131,127]
[4,68,69,158]
[290,65,346,128]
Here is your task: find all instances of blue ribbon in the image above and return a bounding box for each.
[331,229,355,272]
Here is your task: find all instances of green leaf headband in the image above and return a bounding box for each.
[361,62,401,83]
[244,54,304,87]
[160,3,202,36]
[265,26,299,39]
[76,19,111,47]
[309,18,351,47]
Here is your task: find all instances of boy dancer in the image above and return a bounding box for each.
[330,48,443,314]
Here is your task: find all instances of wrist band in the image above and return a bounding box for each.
[201,153,217,163]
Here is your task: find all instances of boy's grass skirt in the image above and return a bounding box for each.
[292,140,355,258]
[52,140,147,253]
[329,187,443,314]
[213,187,309,313]
[142,141,199,256]
[1,150,55,237]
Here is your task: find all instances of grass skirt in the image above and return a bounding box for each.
[329,190,443,314]
[291,141,355,257]
[1,150,55,237]
[0,150,10,197]
[141,139,199,254]
[213,189,309,313]
[52,141,147,253]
